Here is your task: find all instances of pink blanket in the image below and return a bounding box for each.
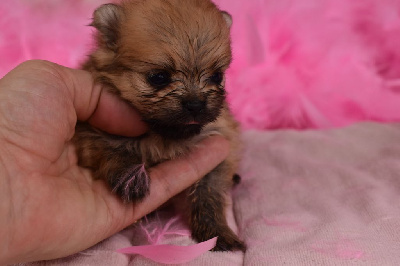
[22,122,400,265]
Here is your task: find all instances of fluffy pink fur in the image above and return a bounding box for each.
[1,0,399,129]
[216,0,400,129]
[0,0,107,73]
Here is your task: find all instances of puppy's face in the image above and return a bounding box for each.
[89,0,232,139]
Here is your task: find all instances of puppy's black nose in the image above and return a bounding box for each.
[183,100,206,115]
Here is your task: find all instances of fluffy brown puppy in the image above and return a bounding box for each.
[74,0,245,251]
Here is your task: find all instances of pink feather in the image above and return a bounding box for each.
[214,0,400,129]
[0,0,107,75]
[117,237,217,264]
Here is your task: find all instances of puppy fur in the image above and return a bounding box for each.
[74,0,245,251]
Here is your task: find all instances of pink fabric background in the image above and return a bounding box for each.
[1,0,399,130]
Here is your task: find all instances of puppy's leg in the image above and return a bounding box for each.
[73,123,149,203]
[187,163,246,252]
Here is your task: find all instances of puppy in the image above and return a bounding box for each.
[73,0,245,251]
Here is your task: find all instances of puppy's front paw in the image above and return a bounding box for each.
[110,164,150,203]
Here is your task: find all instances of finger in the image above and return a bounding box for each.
[130,135,230,222]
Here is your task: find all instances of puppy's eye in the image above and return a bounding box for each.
[147,71,171,88]
[208,71,223,85]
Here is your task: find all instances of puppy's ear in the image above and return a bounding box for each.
[221,11,232,28]
[91,4,123,50]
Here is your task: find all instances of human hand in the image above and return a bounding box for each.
[0,60,229,264]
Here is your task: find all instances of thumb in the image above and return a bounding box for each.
[87,88,149,137]
[46,60,148,137]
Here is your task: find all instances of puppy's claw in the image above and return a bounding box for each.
[232,173,241,185]
[110,164,150,203]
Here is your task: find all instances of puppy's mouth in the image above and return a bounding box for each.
[185,120,200,125]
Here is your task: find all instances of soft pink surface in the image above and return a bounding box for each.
[24,122,400,265]
[1,0,400,129]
